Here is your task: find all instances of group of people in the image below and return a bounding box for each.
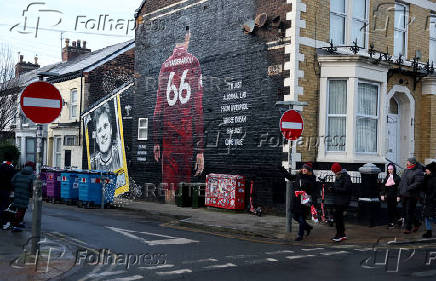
[0,154,35,232]
[381,157,436,238]
[282,157,436,242]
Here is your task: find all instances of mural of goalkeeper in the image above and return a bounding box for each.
[153,26,205,194]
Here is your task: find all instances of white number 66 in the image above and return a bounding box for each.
[166,70,191,106]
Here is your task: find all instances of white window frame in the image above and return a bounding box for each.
[393,2,409,58]
[429,14,436,64]
[326,79,347,152]
[70,88,78,120]
[54,136,62,168]
[137,118,148,140]
[25,137,35,163]
[330,0,369,49]
[355,80,380,154]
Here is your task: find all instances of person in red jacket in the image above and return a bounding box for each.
[153,27,204,198]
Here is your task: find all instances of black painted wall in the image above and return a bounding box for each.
[132,0,287,208]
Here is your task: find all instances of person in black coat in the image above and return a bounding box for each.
[280,163,317,241]
[330,162,352,242]
[381,163,401,228]
[0,157,16,227]
[422,162,436,238]
[399,157,425,234]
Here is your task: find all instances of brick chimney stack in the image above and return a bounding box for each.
[15,54,40,76]
[62,38,91,62]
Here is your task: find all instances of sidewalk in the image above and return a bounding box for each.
[0,225,76,280]
[118,199,434,246]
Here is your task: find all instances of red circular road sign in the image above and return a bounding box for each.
[280,110,304,140]
[20,81,62,124]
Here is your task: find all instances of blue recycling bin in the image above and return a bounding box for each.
[60,170,80,203]
[78,170,116,207]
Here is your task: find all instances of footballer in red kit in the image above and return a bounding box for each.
[153,28,204,192]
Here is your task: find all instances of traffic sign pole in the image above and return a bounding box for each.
[25,75,61,255]
[275,101,307,234]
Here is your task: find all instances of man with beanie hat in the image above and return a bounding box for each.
[399,157,424,233]
[329,162,352,242]
[422,162,436,238]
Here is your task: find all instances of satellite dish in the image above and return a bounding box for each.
[255,13,268,28]
[243,20,256,33]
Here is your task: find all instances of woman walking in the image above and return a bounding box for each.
[381,163,401,228]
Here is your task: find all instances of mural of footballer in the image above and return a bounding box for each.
[153,26,204,191]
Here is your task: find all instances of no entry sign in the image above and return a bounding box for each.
[20,81,62,124]
[280,110,304,140]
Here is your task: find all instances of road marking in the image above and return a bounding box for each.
[285,255,315,260]
[354,248,373,252]
[332,244,357,249]
[301,248,324,251]
[182,258,218,264]
[147,238,199,245]
[106,275,144,281]
[87,271,126,278]
[265,250,294,255]
[106,226,199,246]
[204,263,237,269]
[139,264,175,270]
[320,251,349,256]
[225,254,257,259]
[245,258,278,265]
[156,269,192,276]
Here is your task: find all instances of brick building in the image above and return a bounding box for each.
[129,0,436,209]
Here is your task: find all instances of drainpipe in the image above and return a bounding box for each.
[79,71,83,146]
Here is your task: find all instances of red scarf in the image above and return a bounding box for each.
[407,163,416,169]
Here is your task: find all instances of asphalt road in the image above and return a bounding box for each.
[21,203,436,280]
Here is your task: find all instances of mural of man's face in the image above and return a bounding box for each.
[96,112,112,154]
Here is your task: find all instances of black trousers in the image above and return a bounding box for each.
[403,197,420,230]
[334,205,346,236]
[386,195,398,224]
[293,214,311,238]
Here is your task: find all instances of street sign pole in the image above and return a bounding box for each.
[28,73,60,255]
[276,101,307,234]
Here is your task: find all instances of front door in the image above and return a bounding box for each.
[387,113,399,164]
[64,150,71,168]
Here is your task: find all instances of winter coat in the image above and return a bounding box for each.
[0,162,16,194]
[423,174,436,218]
[331,169,352,206]
[381,167,401,198]
[11,166,35,209]
[291,173,317,216]
[399,165,424,198]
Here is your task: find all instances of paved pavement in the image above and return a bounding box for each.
[117,199,430,246]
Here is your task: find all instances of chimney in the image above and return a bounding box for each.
[62,38,91,61]
[15,54,40,76]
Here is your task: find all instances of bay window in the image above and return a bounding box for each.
[318,55,388,163]
[327,80,347,151]
[356,82,378,153]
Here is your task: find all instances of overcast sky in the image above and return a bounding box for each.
[0,0,140,67]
